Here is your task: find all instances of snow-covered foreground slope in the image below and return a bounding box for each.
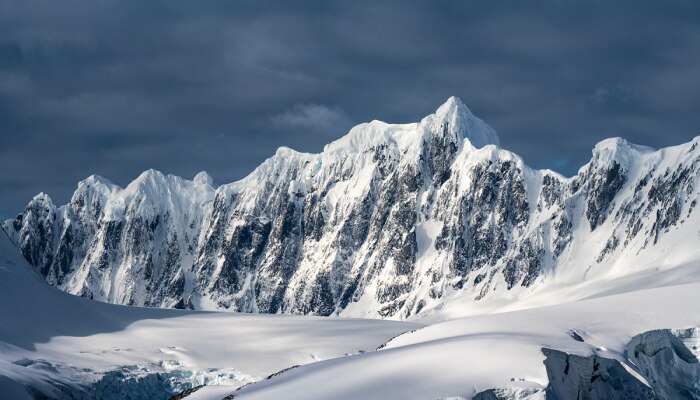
[2,222,699,399]
[7,96,700,320]
[200,282,700,400]
[0,231,419,399]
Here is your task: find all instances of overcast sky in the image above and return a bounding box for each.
[2,0,700,219]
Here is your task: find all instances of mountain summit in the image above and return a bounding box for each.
[4,98,700,319]
[432,96,500,148]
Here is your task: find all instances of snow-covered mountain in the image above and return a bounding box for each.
[4,97,700,319]
[2,200,699,400]
[1,97,700,399]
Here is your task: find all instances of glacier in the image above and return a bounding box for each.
[221,284,700,400]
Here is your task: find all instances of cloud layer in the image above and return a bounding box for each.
[272,104,352,137]
[1,1,700,217]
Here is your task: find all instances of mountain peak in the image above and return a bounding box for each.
[432,96,500,149]
[193,171,215,187]
[31,192,53,204]
[593,137,655,155]
[435,96,469,116]
[81,174,114,186]
[586,137,656,173]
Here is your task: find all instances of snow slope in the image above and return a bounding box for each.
[0,231,419,399]
[203,282,700,400]
[2,217,698,399]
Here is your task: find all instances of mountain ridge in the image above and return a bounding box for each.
[4,97,700,320]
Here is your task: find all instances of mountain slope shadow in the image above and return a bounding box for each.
[0,230,207,351]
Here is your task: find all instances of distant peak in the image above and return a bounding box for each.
[73,175,120,200]
[592,137,655,158]
[194,171,215,187]
[31,192,53,204]
[584,137,656,174]
[120,169,168,196]
[593,137,628,151]
[80,174,114,186]
[432,96,500,149]
[135,168,166,182]
[435,96,472,117]
[275,146,297,156]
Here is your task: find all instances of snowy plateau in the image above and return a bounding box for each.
[1,97,699,399]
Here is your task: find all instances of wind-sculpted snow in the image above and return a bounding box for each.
[211,283,700,400]
[5,96,700,319]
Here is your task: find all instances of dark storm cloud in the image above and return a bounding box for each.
[2,0,700,218]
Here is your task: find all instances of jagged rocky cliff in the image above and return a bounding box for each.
[4,97,700,319]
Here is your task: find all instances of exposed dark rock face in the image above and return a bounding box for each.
[14,194,56,277]
[585,161,627,230]
[428,121,459,186]
[4,99,700,319]
[168,385,204,400]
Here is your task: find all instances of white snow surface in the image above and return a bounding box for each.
[207,281,700,400]
[0,231,419,398]
[3,223,697,399]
